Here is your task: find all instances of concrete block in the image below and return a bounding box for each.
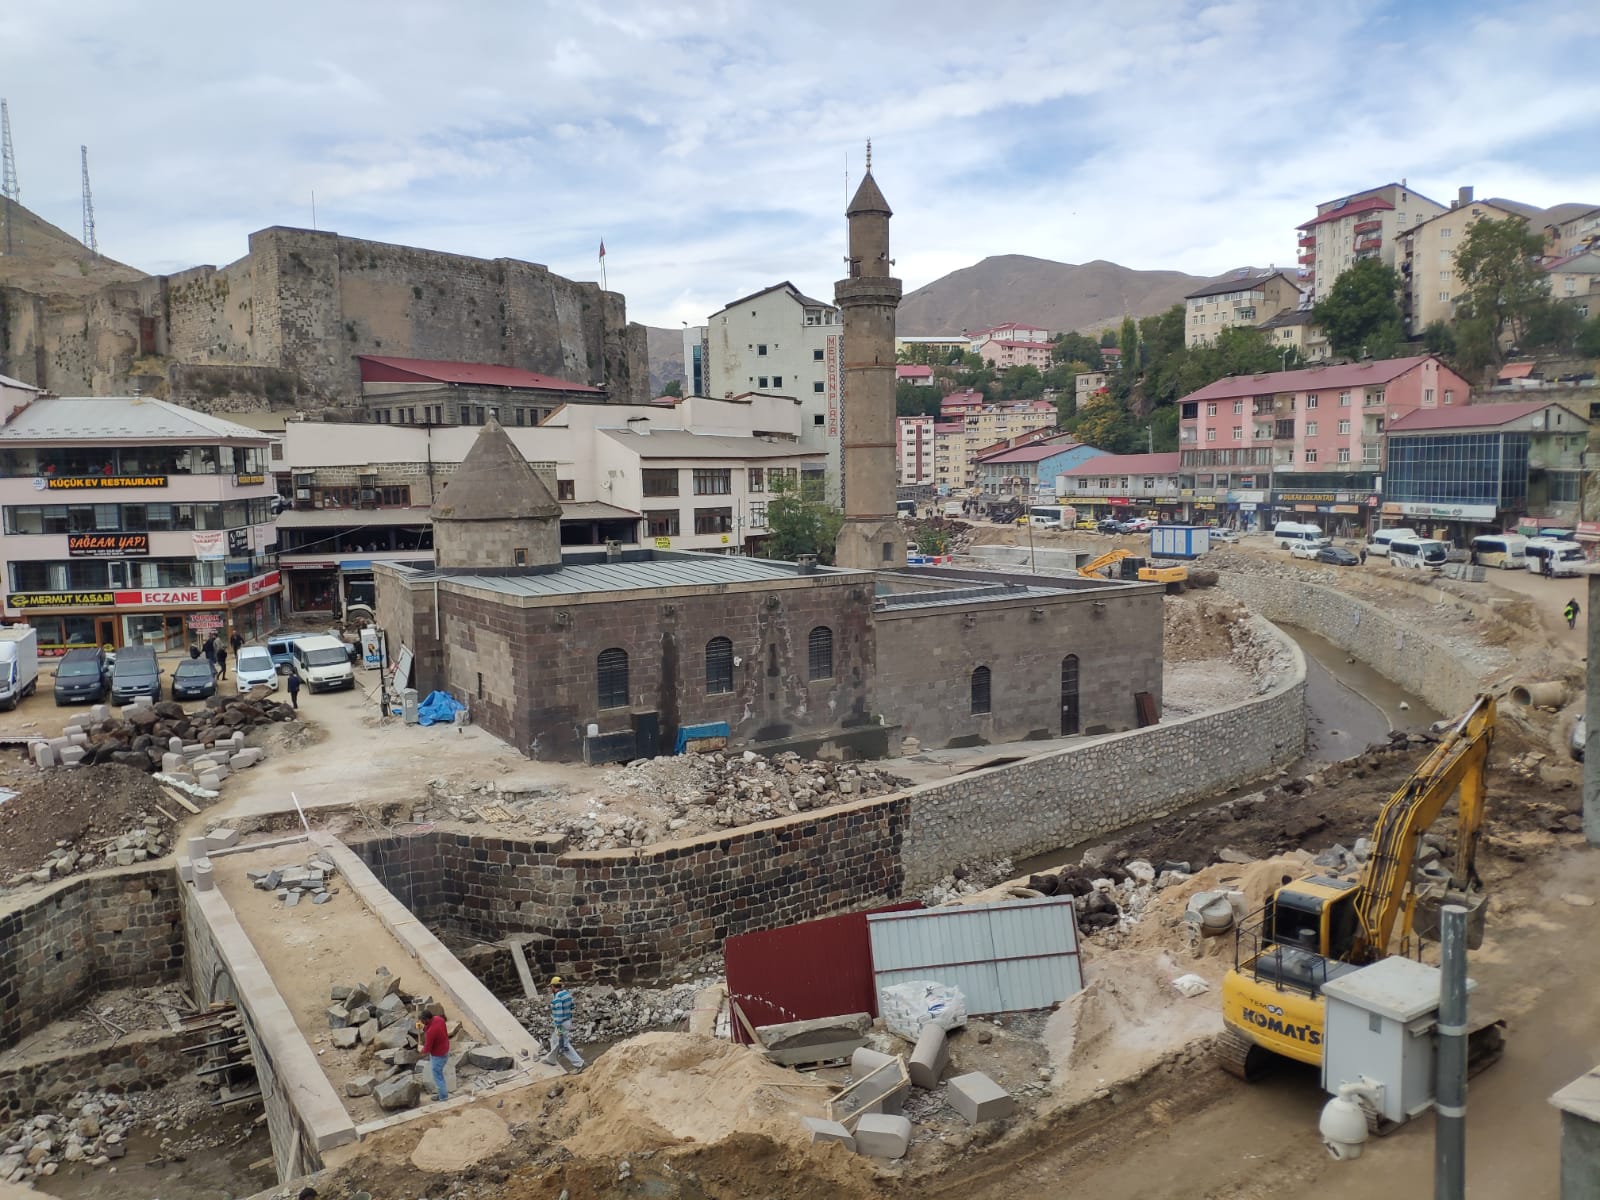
[852,1113,912,1159]
[162,752,184,773]
[373,1076,419,1111]
[58,746,85,767]
[947,1072,1015,1125]
[168,736,184,753]
[48,736,71,756]
[206,827,240,850]
[465,1045,514,1071]
[187,836,209,861]
[331,1027,359,1049]
[68,733,89,747]
[846,1048,906,1116]
[231,751,259,769]
[198,771,222,789]
[344,1074,376,1097]
[232,731,246,749]
[178,860,194,883]
[63,724,84,738]
[759,1012,872,1065]
[801,1116,855,1151]
[909,1023,950,1090]
[851,1047,896,1078]
[33,743,55,768]
[212,764,231,782]
[91,705,110,723]
[192,859,215,893]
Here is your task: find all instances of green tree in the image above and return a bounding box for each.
[1069,389,1139,452]
[1147,405,1179,452]
[895,380,940,417]
[1453,218,1548,355]
[1051,332,1105,371]
[1579,314,1600,357]
[1451,312,1498,380]
[660,378,683,398]
[1118,316,1139,372]
[1099,329,1119,348]
[764,474,844,564]
[1312,258,1404,359]
[1520,297,1583,351]
[1138,304,1186,370]
[994,364,1045,404]
[1420,319,1457,359]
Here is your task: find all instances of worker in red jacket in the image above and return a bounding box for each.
[421,1005,450,1101]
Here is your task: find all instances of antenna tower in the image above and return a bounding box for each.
[80,145,98,257]
[1,100,19,255]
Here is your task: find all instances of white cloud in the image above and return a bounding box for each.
[0,0,1596,326]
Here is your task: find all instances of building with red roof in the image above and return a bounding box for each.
[1296,183,1446,304]
[357,355,607,429]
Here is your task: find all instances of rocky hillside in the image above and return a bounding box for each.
[645,325,685,396]
[898,255,1228,336]
[0,196,145,297]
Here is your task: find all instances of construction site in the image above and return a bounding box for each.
[0,522,1591,1199]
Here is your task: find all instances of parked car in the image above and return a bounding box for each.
[1314,545,1361,567]
[1208,528,1240,544]
[53,647,112,705]
[1574,713,1587,763]
[1096,518,1123,534]
[1121,517,1154,533]
[109,646,163,704]
[1075,517,1098,531]
[171,658,218,701]
[234,645,279,692]
[266,634,300,671]
[1289,540,1324,559]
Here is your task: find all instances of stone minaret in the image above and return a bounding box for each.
[832,148,905,571]
[431,416,562,569]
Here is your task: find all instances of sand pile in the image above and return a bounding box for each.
[557,1032,823,1156]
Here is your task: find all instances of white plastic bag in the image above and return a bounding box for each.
[879,980,968,1040]
[1171,973,1210,998]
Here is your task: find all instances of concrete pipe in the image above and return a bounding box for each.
[1509,681,1567,708]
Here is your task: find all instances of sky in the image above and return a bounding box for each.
[3,0,1599,329]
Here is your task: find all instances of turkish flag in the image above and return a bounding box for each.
[598,241,606,260]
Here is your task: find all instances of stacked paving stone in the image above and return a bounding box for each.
[0,1093,136,1183]
[31,693,290,779]
[249,852,340,907]
[326,968,517,1111]
[11,820,173,888]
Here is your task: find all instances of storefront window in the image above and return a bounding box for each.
[123,613,170,649]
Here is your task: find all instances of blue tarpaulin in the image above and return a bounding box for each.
[417,691,466,726]
[674,721,730,753]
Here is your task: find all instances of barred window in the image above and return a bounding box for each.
[705,636,734,695]
[970,665,992,715]
[596,647,629,710]
[807,626,833,681]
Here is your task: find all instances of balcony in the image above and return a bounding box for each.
[1298,252,1316,265]
[1353,219,1383,235]
[1298,234,1316,248]
[1356,236,1382,252]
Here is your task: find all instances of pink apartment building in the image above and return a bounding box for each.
[1177,355,1472,527]
[972,338,1055,370]
[896,415,935,483]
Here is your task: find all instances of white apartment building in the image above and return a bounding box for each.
[1399,192,1527,333]
[685,281,844,500]
[1297,183,1447,303]
[1183,270,1304,347]
[966,323,1050,350]
[896,416,935,484]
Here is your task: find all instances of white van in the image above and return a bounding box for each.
[1525,538,1586,578]
[1367,527,1418,558]
[234,644,280,692]
[1273,522,1329,551]
[1387,537,1449,570]
[1027,504,1075,529]
[1469,533,1528,570]
[289,635,356,692]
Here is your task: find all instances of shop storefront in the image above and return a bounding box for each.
[1269,490,1381,538]
[5,571,283,654]
[1378,501,1498,546]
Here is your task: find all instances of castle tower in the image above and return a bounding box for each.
[431,415,562,569]
[832,150,905,571]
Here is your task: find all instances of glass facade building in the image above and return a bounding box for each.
[1386,432,1529,511]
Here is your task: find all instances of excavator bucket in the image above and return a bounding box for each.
[1413,886,1489,950]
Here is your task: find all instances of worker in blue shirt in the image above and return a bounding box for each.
[543,977,585,1072]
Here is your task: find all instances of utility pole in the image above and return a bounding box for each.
[1,100,19,256]
[1435,904,1468,1200]
[79,145,97,257]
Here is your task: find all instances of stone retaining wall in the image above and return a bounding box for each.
[0,1028,207,1123]
[0,869,185,1050]
[1219,572,1491,716]
[351,613,1307,978]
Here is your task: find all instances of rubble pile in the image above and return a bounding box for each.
[249,852,341,907]
[1021,857,1194,935]
[324,967,519,1111]
[510,976,716,1044]
[7,812,172,888]
[29,692,291,781]
[0,1090,150,1182]
[919,858,1017,906]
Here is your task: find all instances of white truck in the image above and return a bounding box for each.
[0,626,40,710]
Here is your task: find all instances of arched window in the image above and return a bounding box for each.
[807,626,834,681]
[596,647,629,709]
[705,636,734,695]
[970,665,992,715]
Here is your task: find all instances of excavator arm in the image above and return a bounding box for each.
[1350,694,1496,961]
[1078,549,1131,579]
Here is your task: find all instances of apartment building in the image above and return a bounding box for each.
[686,281,845,496]
[1546,250,1600,318]
[1297,183,1446,303]
[1257,310,1331,363]
[1384,400,1587,539]
[1075,372,1111,404]
[357,355,608,427]
[1399,191,1528,332]
[895,335,969,360]
[1544,206,1600,257]
[966,323,1050,350]
[1183,270,1304,347]
[1059,453,1183,520]
[896,415,935,484]
[896,364,935,387]
[931,419,966,492]
[973,438,1097,498]
[0,395,282,652]
[972,337,1055,370]
[1177,355,1471,528]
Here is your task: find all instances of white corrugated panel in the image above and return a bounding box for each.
[867,897,1083,1016]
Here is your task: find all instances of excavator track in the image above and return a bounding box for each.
[1214,1027,1266,1081]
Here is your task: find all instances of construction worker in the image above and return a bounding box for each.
[1566,598,1581,630]
[542,977,585,1072]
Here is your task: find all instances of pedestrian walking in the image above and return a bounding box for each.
[1543,556,1554,578]
[216,645,228,680]
[1358,547,1368,565]
[229,630,244,655]
[542,977,586,1072]
[203,635,217,668]
[1566,598,1581,630]
[420,1004,450,1101]
[286,670,301,710]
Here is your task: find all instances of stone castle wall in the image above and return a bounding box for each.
[0,227,647,407]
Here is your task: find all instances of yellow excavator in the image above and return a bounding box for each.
[1217,693,1505,1083]
[1077,548,1188,591]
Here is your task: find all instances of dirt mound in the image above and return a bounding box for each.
[0,761,176,879]
[556,1032,824,1156]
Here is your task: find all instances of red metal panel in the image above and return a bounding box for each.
[724,903,921,1045]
